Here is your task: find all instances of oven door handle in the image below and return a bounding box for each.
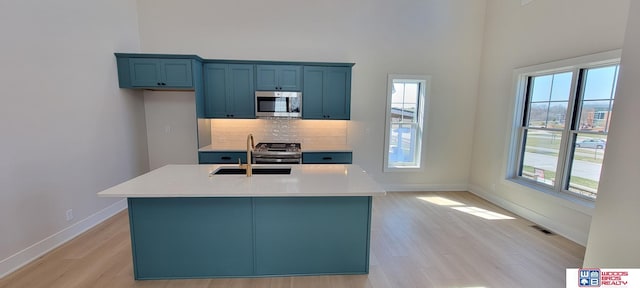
[253,158,301,164]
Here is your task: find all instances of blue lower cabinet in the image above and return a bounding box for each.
[198,151,246,164]
[128,198,254,279]
[302,152,353,164]
[254,197,371,275]
[126,196,372,279]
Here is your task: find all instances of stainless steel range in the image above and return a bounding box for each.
[252,143,302,164]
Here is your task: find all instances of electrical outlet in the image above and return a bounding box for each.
[66,209,73,221]
[491,183,496,192]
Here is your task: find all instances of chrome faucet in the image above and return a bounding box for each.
[239,134,255,176]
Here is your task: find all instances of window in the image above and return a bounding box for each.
[510,51,620,200]
[384,75,429,171]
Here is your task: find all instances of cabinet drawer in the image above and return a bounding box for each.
[199,152,247,164]
[302,152,352,164]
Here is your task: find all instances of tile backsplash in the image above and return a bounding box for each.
[210,119,348,147]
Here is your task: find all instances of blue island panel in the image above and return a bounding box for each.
[128,197,254,279]
[254,196,371,276]
[127,196,372,279]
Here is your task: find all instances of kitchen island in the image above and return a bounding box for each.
[97,164,385,280]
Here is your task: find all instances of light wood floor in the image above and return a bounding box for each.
[0,192,584,288]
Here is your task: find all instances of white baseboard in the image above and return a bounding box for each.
[468,184,588,246]
[0,199,128,279]
[383,183,469,192]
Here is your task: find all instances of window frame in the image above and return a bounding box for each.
[507,50,621,201]
[383,74,430,172]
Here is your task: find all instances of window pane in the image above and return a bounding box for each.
[578,100,613,132]
[391,81,420,123]
[550,72,572,101]
[392,83,404,103]
[526,72,571,129]
[567,134,608,199]
[388,123,420,167]
[403,84,418,103]
[403,104,417,122]
[546,102,568,129]
[583,66,618,100]
[577,66,617,133]
[520,129,563,185]
[528,103,549,127]
[531,75,552,102]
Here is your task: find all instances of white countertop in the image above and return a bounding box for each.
[97,164,385,198]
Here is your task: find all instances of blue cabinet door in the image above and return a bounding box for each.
[302,66,351,120]
[302,67,325,119]
[128,58,193,88]
[204,64,228,118]
[256,65,302,91]
[161,59,193,87]
[128,198,254,279]
[254,197,371,275]
[255,65,277,90]
[228,64,255,118]
[323,67,351,120]
[129,58,162,87]
[203,63,255,118]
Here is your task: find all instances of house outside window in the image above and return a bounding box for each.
[509,51,620,200]
[384,75,429,171]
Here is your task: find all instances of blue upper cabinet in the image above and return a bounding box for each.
[203,63,255,119]
[115,54,200,89]
[256,65,302,91]
[303,66,352,120]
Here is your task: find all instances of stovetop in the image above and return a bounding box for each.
[254,142,301,153]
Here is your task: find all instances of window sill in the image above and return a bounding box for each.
[384,166,424,173]
[507,177,596,212]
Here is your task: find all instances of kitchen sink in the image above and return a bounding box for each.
[212,167,292,175]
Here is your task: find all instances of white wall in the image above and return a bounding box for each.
[144,91,198,170]
[583,1,640,267]
[0,0,148,276]
[136,0,487,191]
[469,0,630,245]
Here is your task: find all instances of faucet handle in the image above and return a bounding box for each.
[238,158,242,167]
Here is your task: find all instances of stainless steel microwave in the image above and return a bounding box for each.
[255,91,302,118]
